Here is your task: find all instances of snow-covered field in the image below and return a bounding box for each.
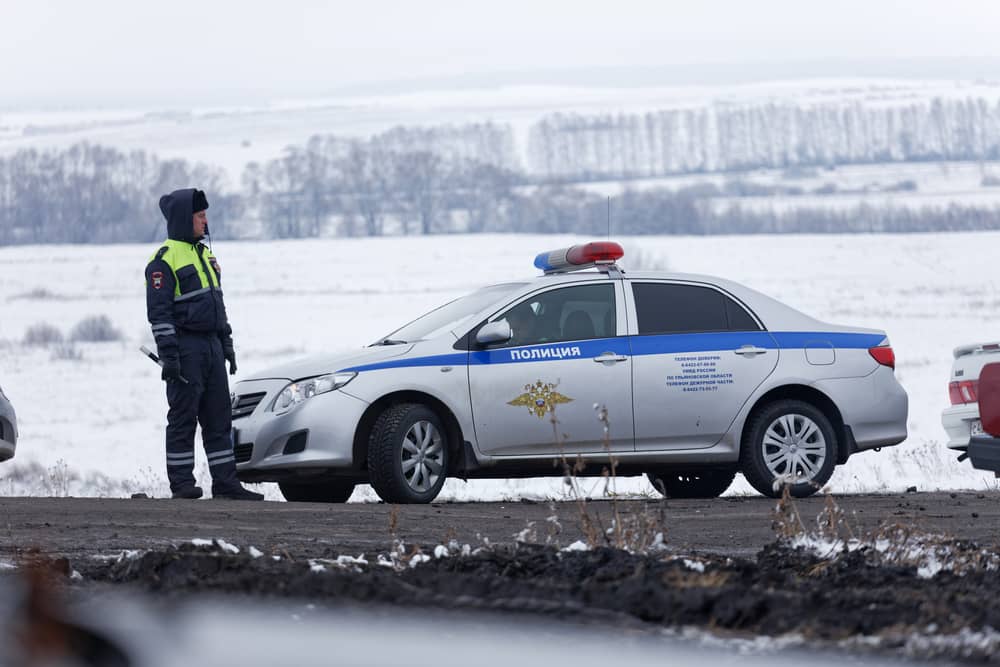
[1,232,998,500]
[3,78,999,180]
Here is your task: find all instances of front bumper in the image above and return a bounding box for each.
[968,434,1000,472]
[231,378,370,483]
[941,403,979,451]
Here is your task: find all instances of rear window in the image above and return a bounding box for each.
[631,283,761,334]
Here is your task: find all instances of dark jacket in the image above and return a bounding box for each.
[145,189,233,364]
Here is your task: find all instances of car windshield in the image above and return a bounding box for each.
[373,283,528,344]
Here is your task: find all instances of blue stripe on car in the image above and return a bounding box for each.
[340,331,885,373]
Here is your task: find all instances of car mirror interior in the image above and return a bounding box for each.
[476,320,512,346]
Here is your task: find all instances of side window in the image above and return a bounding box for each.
[494,284,616,347]
[725,297,761,331]
[631,283,761,334]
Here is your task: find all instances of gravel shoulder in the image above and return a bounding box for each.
[2,491,998,561]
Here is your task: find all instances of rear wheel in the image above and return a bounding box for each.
[367,403,449,504]
[278,480,355,503]
[647,469,736,498]
[740,399,837,498]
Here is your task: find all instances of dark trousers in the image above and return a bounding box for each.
[165,333,239,493]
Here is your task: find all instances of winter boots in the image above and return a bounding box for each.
[212,483,265,501]
[171,485,204,499]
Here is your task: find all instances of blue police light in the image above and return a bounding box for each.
[534,241,624,273]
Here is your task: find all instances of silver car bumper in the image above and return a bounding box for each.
[814,366,908,452]
[232,379,370,482]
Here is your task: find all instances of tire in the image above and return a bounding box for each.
[740,399,837,498]
[647,469,736,499]
[367,403,449,504]
[279,480,355,503]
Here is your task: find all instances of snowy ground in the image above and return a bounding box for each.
[1,232,998,500]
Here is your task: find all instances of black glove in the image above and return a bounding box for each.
[161,357,182,383]
[224,348,238,376]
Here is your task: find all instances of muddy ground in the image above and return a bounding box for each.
[3,492,1000,663]
[47,534,1000,664]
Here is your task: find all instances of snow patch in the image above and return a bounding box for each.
[682,558,706,573]
[561,540,590,552]
[190,538,240,554]
[789,532,1000,578]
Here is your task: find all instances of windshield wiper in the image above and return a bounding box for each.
[372,338,407,346]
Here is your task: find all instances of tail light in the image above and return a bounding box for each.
[868,345,895,369]
[949,380,979,405]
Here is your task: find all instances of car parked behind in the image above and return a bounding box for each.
[0,383,17,461]
[941,341,1000,459]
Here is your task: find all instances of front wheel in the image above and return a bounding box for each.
[367,403,449,504]
[279,480,355,503]
[740,399,837,498]
[647,469,736,498]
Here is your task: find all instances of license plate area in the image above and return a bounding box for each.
[971,420,984,437]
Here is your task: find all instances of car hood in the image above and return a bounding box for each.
[244,344,414,381]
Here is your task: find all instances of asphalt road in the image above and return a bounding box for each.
[1,491,998,562]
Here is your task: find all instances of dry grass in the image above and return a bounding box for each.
[539,400,668,554]
[773,489,1000,576]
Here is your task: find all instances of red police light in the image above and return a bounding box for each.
[566,242,625,265]
[534,242,625,273]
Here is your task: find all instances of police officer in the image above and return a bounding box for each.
[145,188,264,501]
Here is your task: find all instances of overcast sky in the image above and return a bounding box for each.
[3,0,1000,107]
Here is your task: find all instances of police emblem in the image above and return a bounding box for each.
[507,380,573,419]
[151,271,163,290]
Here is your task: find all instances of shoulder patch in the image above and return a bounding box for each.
[151,271,164,290]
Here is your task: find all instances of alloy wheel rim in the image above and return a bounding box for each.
[762,413,827,485]
[400,420,444,493]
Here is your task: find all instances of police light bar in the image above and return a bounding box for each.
[534,241,624,274]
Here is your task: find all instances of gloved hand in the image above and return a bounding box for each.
[224,349,238,376]
[161,357,182,383]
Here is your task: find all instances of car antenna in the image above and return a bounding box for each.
[607,196,611,240]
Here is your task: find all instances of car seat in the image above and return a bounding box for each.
[563,310,595,340]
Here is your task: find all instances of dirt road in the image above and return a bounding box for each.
[1,491,997,560]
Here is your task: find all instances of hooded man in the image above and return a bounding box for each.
[145,188,263,501]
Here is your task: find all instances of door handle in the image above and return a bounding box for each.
[593,352,628,363]
[734,345,768,357]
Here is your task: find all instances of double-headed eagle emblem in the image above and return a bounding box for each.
[507,380,573,419]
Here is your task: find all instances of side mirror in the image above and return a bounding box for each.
[476,320,512,346]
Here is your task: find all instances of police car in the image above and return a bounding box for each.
[232,242,908,503]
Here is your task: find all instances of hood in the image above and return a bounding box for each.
[159,188,198,243]
[245,344,415,381]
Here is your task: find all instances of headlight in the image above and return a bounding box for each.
[272,372,357,414]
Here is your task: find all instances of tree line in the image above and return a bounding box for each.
[3,110,1000,245]
[527,97,1000,180]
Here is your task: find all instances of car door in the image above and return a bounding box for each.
[468,281,634,457]
[627,281,779,451]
